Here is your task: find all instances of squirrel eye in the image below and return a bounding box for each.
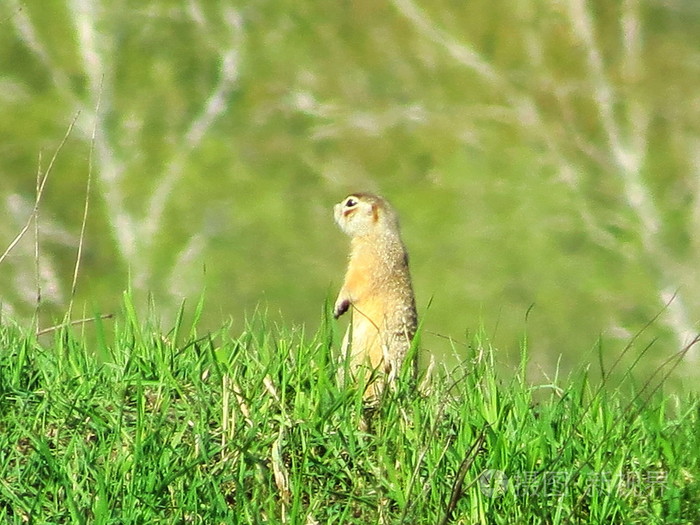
[345,198,357,207]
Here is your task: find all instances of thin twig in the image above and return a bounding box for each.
[34,151,43,316]
[0,113,80,266]
[425,330,469,348]
[36,313,114,336]
[68,78,103,317]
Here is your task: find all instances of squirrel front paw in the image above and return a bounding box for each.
[334,298,350,319]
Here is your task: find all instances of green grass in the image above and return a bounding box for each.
[0,296,698,524]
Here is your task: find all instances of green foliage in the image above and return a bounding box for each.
[0,300,697,523]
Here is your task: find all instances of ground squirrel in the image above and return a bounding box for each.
[333,192,418,397]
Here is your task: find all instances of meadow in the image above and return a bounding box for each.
[1,297,698,524]
[1,3,699,521]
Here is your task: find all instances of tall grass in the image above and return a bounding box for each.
[0,295,698,524]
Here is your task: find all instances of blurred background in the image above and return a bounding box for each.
[1,0,699,384]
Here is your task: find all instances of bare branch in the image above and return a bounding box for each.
[68,0,105,96]
[391,0,500,85]
[566,0,695,352]
[167,233,206,300]
[142,8,243,247]
[620,0,650,173]
[567,0,629,167]
[67,0,137,269]
[391,0,550,144]
[567,0,658,236]
[8,0,75,99]
[660,288,698,361]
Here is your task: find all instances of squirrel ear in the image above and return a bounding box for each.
[371,203,379,223]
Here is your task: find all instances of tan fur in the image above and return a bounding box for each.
[333,193,418,398]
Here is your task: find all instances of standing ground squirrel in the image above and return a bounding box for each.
[333,192,418,397]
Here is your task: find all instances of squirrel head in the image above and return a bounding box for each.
[334,193,400,238]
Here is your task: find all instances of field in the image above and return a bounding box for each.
[1,297,698,524]
[2,3,699,522]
